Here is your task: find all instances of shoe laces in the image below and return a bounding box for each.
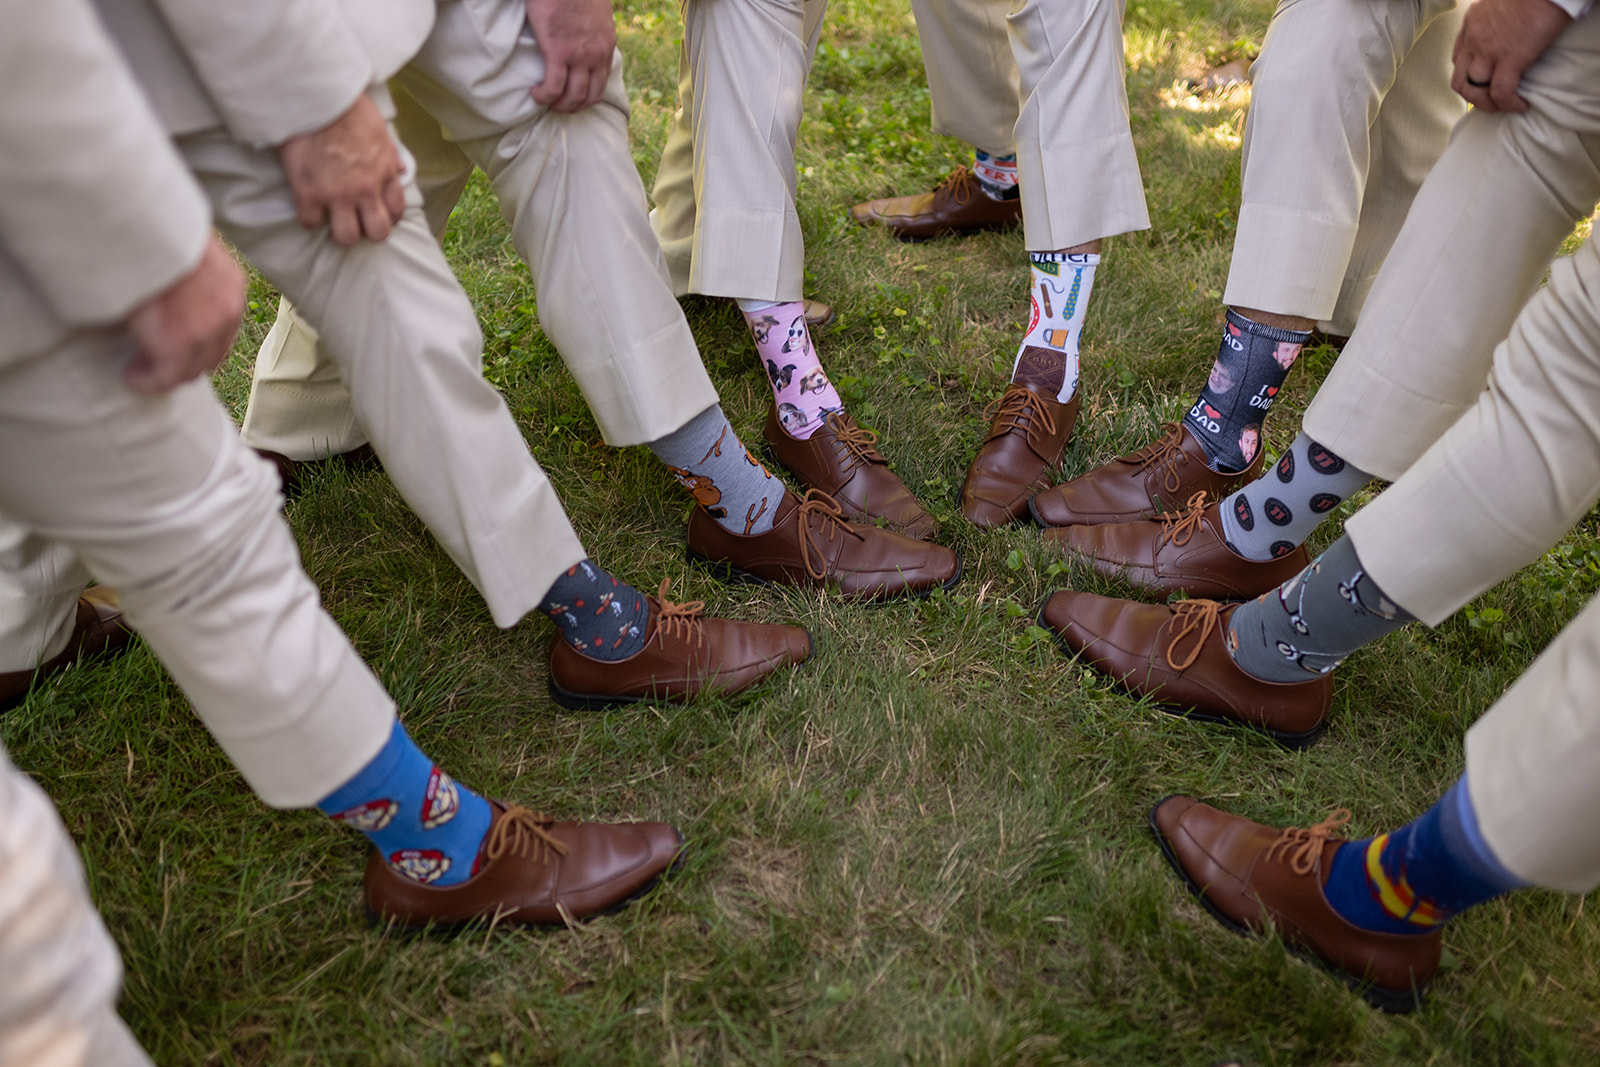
[1164,597,1224,670]
[1265,809,1353,875]
[1125,423,1191,495]
[982,385,1057,444]
[795,488,865,581]
[485,805,572,865]
[934,166,978,205]
[824,412,887,475]
[1158,491,1211,549]
[652,579,705,649]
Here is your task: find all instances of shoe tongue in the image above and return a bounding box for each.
[1011,348,1067,395]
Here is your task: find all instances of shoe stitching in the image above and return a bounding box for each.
[1264,809,1351,876]
[795,488,865,580]
[652,579,705,649]
[485,805,572,865]
[1164,598,1223,670]
[982,385,1058,447]
[1158,491,1212,549]
[823,412,887,474]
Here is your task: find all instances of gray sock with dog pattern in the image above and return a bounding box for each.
[650,404,780,535]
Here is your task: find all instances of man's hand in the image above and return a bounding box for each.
[277,94,407,246]
[1452,0,1572,113]
[123,237,245,395]
[526,0,616,112]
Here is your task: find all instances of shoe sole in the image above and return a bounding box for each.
[1145,797,1427,1014]
[851,212,1022,244]
[1035,599,1326,750]
[365,830,690,934]
[546,629,817,711]
[687,546,963,604]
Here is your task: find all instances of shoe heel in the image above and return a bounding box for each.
[547,677,640,712]
[685,547,772,587]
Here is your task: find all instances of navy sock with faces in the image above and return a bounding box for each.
[1183,310,1311,474]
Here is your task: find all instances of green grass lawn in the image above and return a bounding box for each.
[11,0,1600,1062]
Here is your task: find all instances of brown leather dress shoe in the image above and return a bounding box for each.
[256,444,381,502]
[686,488,960,601]
[849,166,1022,241]
[802,299,837,333]
[547,581,812,709]
[1149,795,1439,1012]
[765,409,937,541]
[1030,422,1264,528]
[1042,491,1308,600]
[0,587,133,712]
[1038,591,1330,746]
[961,380,1080,529]
[364,802,683,930]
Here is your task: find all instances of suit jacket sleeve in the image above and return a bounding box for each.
[0,0,211,330]
[146,0,375,146]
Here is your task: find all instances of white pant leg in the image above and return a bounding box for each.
[1225,0,1462,321]
[1007,0,1149,250]
[0,743,151,1067]
[1465,590,1600,892]
[643,0,825,301]
[1350,235,1600,625]
[0,331,394,808]
[909,0,1020,154]
[651,0,828,301]
[1321,3,1466,335]
[1302,14,1600,479]
[183,124,588,629]
[399,7,720,444]
[0,527,84,673]
[240,83,477,461]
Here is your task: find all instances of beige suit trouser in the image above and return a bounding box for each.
[909,0,1019,156]
[1331,231,1600,892]
[0,327,396,807]
[0,741,151,1066]
[245,6,720,461]
[650,0,828,301]
[3,90,596,671]
[1302,15,1600,480]
[1227,0,1465,331]
[0,297,404,1067]
[910,0,1149,250]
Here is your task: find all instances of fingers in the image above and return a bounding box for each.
[531,58,569,108]
[356,196,394,244]
[382,173,407,225]
[1489,65,1530,113]
[121,350,169,395]
[531,55,611,112]
[327,201,362,247]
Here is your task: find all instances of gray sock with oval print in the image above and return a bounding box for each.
[1218,433,1373,562]
[1226,535,1415,684]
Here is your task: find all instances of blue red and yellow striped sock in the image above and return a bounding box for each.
[1320,775,1524,935]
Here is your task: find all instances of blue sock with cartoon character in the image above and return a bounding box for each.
[317,720,494,887]
[649,403,780,535]
[539,559,651,660]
